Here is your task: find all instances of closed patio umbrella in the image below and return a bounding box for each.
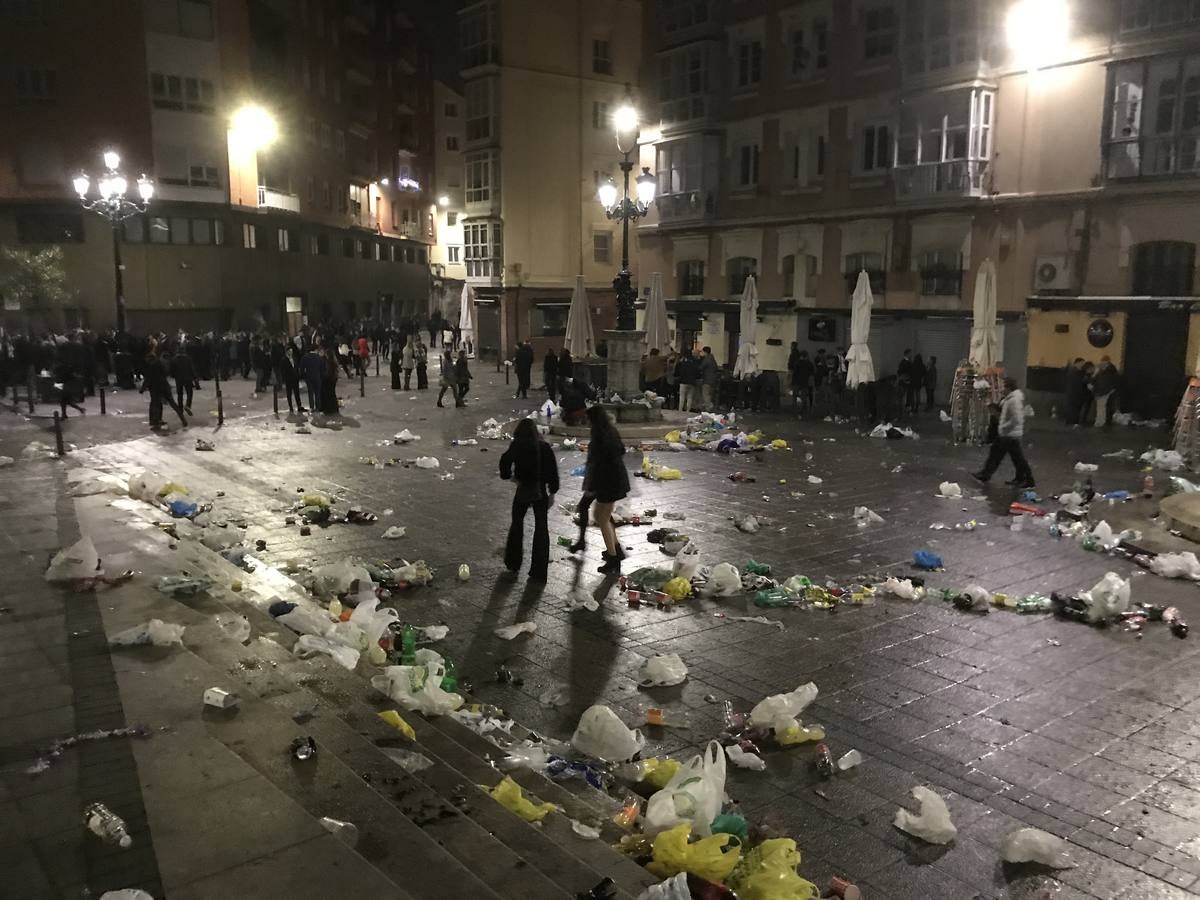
[845,271,876,389]
[563,274,595,357]
[733,274,759,378]
[643,272,670,353]
[458,283,476,355]
[969,258,999,369]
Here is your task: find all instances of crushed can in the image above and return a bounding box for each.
[625,589,642,606]
[290,735,317,761]
[829,875,862,900]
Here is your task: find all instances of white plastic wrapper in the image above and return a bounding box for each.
[45,536,101,582]
[109,619,186,648]
[414,456,440,469]
[725,744,766,771]
[937,481,962,499]
[749,682,818,733]
[1001,827,1076,868]
[1150,551,1200,580]
[494,621,536,640]
[639,653,688,687]
[571,704,645,761]
[881,577,919,600]
[894,786,957,844]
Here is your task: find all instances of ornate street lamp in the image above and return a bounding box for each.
[598,91,656,332]
[73,150,154,333]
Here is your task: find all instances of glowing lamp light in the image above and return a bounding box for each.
[1007,0,1069,70]
[230,104,278,150]
[613,104,639,154]
[137,175,155,202]
[438,194,450,207]
[103,150,120,170]
[380,177,390,186]
[635,167,656,206]
[597,177,618,211]
[72,173,90,198]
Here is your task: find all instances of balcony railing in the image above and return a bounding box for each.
[655,190,716,224]
[894,159,989,201]
[257,186,300,214]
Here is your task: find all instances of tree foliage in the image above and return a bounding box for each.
[0,246,72,311]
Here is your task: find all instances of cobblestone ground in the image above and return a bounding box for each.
[4,366,1200,899]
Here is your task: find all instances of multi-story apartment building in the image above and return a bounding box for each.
[430,79,466,319]
[636,0,1200,418]
[455,0,642,357]
[0,0,435,335]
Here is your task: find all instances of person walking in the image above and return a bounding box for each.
[300,344,323,412]
[814,348,830,406]
[437,348,457,408]
[791,349,814,413]
[924,356,938,411]
[401,335,416,391]
[1091,355,1119,428]
[389,333,403,390]
[514,340,534,399]
[1062,357,1086,424]
[499,418,559,582]
[700,346,719,411]
[141,349,187,430]
[543,349,559,403]
[897,349,914,413]
[585,406,631,575]
[170,342,195,415]
[281,343,305,413]
[910,354,927,414]
[355,332,370,377]
[252,338,271,393]
[415,338,429,389]
[454,349,472,406]
[319,346,340,417]
[973,377,1035,488]
[676,349,701,412]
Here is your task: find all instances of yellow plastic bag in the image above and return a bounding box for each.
[728,838,819,900]
[485,775,557,823]
[769,439,788,450]
[642,455,683,481]
[647,823,742,884]
[662,577,693,601]
[777,724,825,746]
[302,492,331,507]
[642,757,682,790]
[377,709,416,741]
[664,430,682,443]
[158,482,189,497]
[747,431,765,445]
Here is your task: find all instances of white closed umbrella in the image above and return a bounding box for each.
[733,274,759,378]
[563,274,595,357]
[969,258,999,369]
[458,283,476,355]
[643,272,670,353]
[845,271,876,389]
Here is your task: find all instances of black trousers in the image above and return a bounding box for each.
[981,436,1034,484]
[176,381,193,411]
[417,364,428,389]
[516,368,530,398]
[925,386,935,410]
[546,377,558,402]
[149,388,186,427]
[285,377,302,411]
[576,493,594,544]
[505,494,549,577]
[306,380,320,411]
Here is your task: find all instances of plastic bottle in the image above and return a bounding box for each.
[1143,474,1155,497]
[84,801,132,848]
[440,658,458,692]
[400,624,417,665]
[744,560,772,576]
[1016,594,1053,614]
[814,743,835,779]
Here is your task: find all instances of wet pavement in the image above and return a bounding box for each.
[3,366,1200,899]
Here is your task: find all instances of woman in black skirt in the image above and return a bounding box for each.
[584,405,630,574]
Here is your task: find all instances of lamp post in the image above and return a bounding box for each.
[598,94,656,332]
[72,150,154,333]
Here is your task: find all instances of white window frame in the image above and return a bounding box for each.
[658,44,711,124]
[862,2,898,62]
[464,78,495,142]
[592,230,613,264]
[733,38,763,90]
[448,245,461,262]
[592,100,610,130]
[464,219,502,277]
[242,222,257,249]
[460,1,498,69]
[592,37,612,75]
[465,150,497,205]
[857,121,893,174]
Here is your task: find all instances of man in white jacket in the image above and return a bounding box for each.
[973,377,1036,488]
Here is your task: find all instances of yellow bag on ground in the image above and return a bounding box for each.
[302,492,331,507]
[377,709,416,741]
[728,838,819,900]
[642,757,682,790]
[647,823,741,884]
[485,775,557,822]
[642,455,683,481]
[664,430,682,443]
[747,431,764,445]
[662,577,693,601]
[777,724,825,746]
[769,439,788,450]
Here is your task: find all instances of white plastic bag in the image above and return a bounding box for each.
[457,563,470,581]
[1090,520,1121,551]
[807,475,823,485]
[705,562,743,597]
[853,506,884,525]
[571,704,645,761]
[45,536,101,582]
[894,786,957,844]
[275,604,334,638]
[494,621,537,640]
[671,542,702,579]
[1141,449,1185,471]
[127,472,168,502]
[393,429,421,443]
[939,410,951,422]
[881,577,919,600]
[109,619,186,648]
[294,634,360,670]
[635,873,689,900]
[1150,551,1200,580]
[733,514,759,533]
[349,598,399,646]
[214,613,251,644]
[937,481,962,498]
[639,654,688,687]
[312,560,372,595]
[371,662,464,716]
[382,526,407,539]
[414,456,440,469]
[1001,827,1076,868]
[725,744,766,771]
[1074,462,1098,473]
[1080,572,1130,622]
[643,740,727,836]
[749,682,818,733]
[380,747,435,772]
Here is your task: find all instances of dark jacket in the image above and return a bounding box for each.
[1092,363,1119,395]
[793,358,814,386]
[170,351,195,386]
[500,439,559,501]
[455,357,472,384]
[515,344,534,374]
[585,429,630,502]
[544,352,559,380]
[897,357,913,384]
[141,356,170,393]
[676,355,701,385]
[299,350,323,385]
[558,349,573,379]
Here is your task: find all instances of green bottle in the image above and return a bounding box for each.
[441,659,458,692]
[400,624,417,665]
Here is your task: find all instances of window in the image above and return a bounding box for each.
[447,211,458,225]
[418,248,427,264]
[448,245,461,262]
[374,242,382,261]
[465,78,495,141]
[464,220,503,277]
[357,239,369,259]
[460,1,498,68]
[465,150,496,204]
[659,44,711,123]
[321,181,332,211]
[593,231,612,264]
[335,130,346,159]
[278,227,299,252]
[592,101,609,130]
[446,136,459,151]
[728,257,757,295]
[677,260,705,295]
[188,164,220,187]
[895,88,994,197]
[859,123,892,173]
[341,236,355,257]
[533,306,570,337]
[918,249,962,296]
[656,138,704,194]
[734,142,760,188]
[788,16,830,80]
[169,216,189,245]
[661,0,709,33]
[348,184,365,218]
[1120,0,1200,32]
[1133,241,1196,295]
[319,123,331,150]
[593,38,612,74]
[863,4,897,60]
[123,217,146,242]
[145,0,214,39]
[242,222,261,249]
[902,0,994,77]
[1106,54,1200,178]
[734,39,763,89]
[149,72,214,112]
[14,67,56,101]
[784,130,826,186]
[16,212,83,243]
[150,216,171,244]
[444,102,458,116]
[845,251,886,293]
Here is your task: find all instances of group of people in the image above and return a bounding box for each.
[1062,356,1121,428]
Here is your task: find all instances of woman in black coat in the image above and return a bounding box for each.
[584,405,630,574]
[499,419,559,582]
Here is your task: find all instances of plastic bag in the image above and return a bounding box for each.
[294,634,360,670]
[156,575,214,596]
[393,429,421,443]
[725,745,766,771]
[706,563,743,597]
[486,775,557,822]
[646,823,742,884]
[457,563,470,581]
[128,472,169,502]
[45,536,101,582]
[644,740,726,836]
[99,892,155,900]
[371,662,464,716]
[635,873,690,900]
[1142,449,1185,471]
[727,838,819,900]
[382,525,407,539]
[1150,551,1200,580]
[642,757,682,790]
[937,481,962,498]
[380,747,434,773]
[1074,462,1098,473]
[1080,571,1131,621]
[571,704,646,761]
[109,619,185,648]
[312,559,372,595]
[734,514,760,533]
[319,816,360,847]
[349,598,399,646]
[1001,827,1076,868]
[640,654,688,686]
[1090,520,1121,551]
[274,604,333,637]
[214,614,251,644]
[912,549,943,570]
[894,786,957,844]
[642,455,683,481]
[662,577,692,601]
[853,506,884,525]
[1169,476,1200,494]
[414,456,440,469]
[881,577,919,600]
[494,621,537,640]
[664,430,682,443]
[378,709,416,740]
[749,683,818,733]
[672,542,702,579]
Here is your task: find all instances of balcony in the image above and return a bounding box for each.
[894,160,989,201]
[257,186,300,214]
[655,190,716,225]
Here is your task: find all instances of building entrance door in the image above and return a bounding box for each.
[1123,308,1188,420]
[284,295,305,336]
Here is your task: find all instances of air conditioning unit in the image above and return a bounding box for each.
[1034,255,1071,292]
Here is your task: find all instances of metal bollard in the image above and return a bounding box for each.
[53,411,64,456]
[27,376,35,414]
[217,393,224,426]
[375,354,380,377]
[273,382,279,416]
[359,370,365,397]
[99,387,107,415]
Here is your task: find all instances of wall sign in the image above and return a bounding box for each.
[1086,319,1114,348]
